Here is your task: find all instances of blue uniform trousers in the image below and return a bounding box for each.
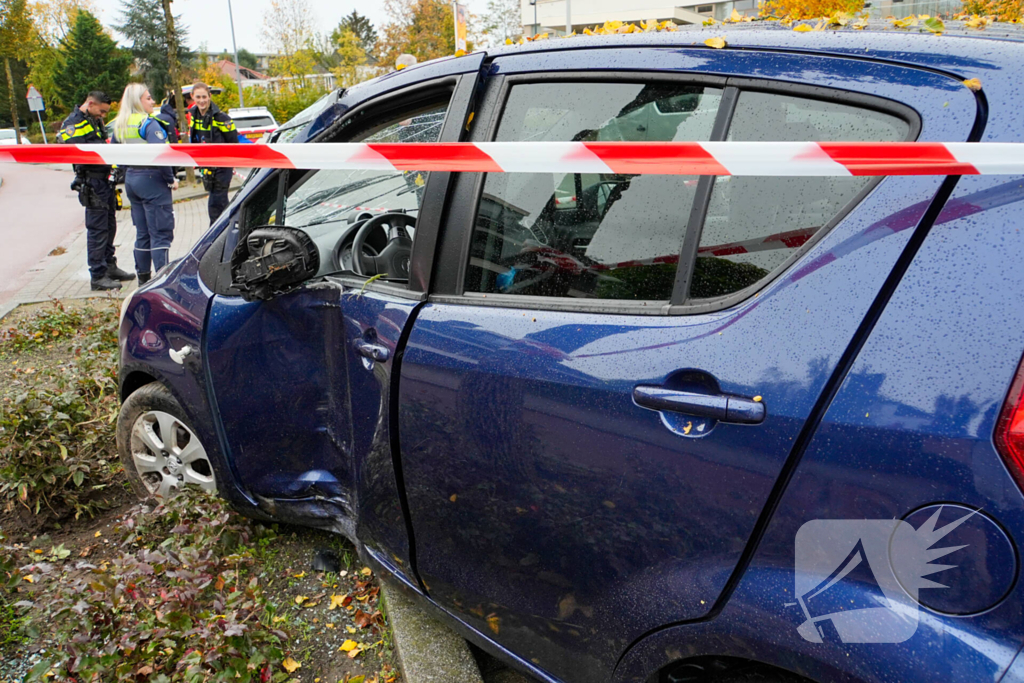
[126,170,175,274]
[85,177,117,279]
[208,168,234,224]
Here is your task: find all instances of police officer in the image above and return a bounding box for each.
[150,96,180,142]
[111,84,178,284]
[59,91,134,290]
[187,82,238,223]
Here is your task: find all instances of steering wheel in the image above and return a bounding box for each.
[351,212,415,279]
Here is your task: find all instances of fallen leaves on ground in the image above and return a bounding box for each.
[282,657,301,673]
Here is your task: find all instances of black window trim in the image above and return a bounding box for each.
[431,70,921,317]
[199,73,478,299]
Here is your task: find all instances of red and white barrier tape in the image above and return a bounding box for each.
[3,142,1023,176]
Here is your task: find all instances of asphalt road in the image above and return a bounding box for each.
[0,164,82,308]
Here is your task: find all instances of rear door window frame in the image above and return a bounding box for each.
[431,70,920,316]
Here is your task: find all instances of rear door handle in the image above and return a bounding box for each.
[633,385,765,425]
[355,339,390,362]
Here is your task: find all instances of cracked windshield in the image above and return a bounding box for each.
[283,104,448,233]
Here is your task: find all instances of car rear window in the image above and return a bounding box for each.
[464,82,911,306]
[235,116,275,128]
[692,92,910,300]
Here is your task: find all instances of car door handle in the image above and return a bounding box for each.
[633,385,765,425]
[355,339,389,362]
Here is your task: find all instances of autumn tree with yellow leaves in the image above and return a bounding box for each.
[378,0,475,67]
[261,0,319,80]
[759,0,865,20]
[959,0,1023,21]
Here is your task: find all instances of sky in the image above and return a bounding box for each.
[90,0,488,54]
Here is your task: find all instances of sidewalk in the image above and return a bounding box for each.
[0,171,247,320]
[0,196,211,320]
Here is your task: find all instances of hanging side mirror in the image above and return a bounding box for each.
[231,227,320,301]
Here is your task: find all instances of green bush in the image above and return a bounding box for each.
[0,302,122,519]
[0,533,27,649]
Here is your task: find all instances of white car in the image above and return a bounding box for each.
[0,129,31,145]
[228,107,279,143]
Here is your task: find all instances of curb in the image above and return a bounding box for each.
[381,582,484,683]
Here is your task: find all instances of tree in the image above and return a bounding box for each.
[759,0,863,18]
[261,0,315,64]
[331,28,365,88]
[379,0,475,68]
[0,0,35,142]
[159,0,191,183]
[52,10,131,114]
[29,0,95,45]
[114,0,189,100]
[236,47,258,71]
[481,0,521,46]
[331,10,377,59]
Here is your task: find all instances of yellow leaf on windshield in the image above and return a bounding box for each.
[793,24,813,32]
[729,8,742,21]
[704,37,726,49]
[963,78,983,91]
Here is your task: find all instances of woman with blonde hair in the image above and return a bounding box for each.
[112,82,178,284]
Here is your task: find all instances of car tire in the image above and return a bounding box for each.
[116,382,218,501]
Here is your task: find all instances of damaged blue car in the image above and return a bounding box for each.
[117,24,1024,683]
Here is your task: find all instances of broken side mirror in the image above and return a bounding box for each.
[231,227,320,301]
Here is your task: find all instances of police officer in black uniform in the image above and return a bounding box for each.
[59,91,135,290]
[187,82,239,223]
[150,97,180,142]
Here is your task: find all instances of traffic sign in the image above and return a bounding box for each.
[26,85,44,112]
[26,85,47,143]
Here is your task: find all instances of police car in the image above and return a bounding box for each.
[227,106,278,143]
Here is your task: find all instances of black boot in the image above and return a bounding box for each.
[90,275,122,291]
[106,261,135,281]
[137,272,151,285]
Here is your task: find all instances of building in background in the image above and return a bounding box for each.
[211,60,270,91]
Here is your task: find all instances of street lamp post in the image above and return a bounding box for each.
[227,0,245,107]
[566,0,571,34]
[530,0,538,36]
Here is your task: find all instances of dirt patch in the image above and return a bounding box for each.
[248,523,398,682]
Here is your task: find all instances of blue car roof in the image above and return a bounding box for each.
[475,22,1022,142]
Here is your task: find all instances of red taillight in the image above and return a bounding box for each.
[996,354,1024,490]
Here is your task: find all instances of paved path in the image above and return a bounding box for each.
[0,168,244,320]
[0,165,82,309]
[0,196,212,319]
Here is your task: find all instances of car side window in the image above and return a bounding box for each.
[278,101,449,276]
[692,92,910,299]
[465,82,723,301]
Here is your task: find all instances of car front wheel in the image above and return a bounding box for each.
[116,382,217,500]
